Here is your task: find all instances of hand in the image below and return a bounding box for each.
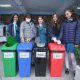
[26,38,31,42]
[75,45,78,47]
[21,38,24,43]
[51,37,57,42]
[57,40,61,44]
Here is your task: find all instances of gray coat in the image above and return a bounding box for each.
[20,21,37,39]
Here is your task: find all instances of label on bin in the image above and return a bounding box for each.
[19,52,29,58]
[36,52,46,58]
[53,53,63,59]
[4,52,14,58]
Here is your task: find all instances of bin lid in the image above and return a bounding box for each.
[1,43,18,51]
[36,43,45,47]
[7,36,17,47]
[17,42,34,51]
[48,43,65,51]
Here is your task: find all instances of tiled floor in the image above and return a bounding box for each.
[0,49,74,80]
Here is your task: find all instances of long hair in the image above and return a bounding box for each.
[10,14,20,26]
[37,16,46,27]
[64,8,77,20]
[51,13,60,23]
[51,13,61,29]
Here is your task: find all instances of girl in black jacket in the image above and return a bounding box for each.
[48,13,61,42]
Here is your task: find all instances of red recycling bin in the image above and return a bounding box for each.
[48,43,65,77]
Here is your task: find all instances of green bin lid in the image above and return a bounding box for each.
[7,36,17,47]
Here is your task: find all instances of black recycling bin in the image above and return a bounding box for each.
[34,43,47,77]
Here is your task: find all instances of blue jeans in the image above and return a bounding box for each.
[64,43,75,53]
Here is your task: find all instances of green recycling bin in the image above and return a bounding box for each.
[75,46,80,65]
[1,37,18,77]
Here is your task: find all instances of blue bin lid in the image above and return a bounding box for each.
[17,42,34,51]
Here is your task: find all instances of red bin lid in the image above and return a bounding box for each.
[48,43,65,52]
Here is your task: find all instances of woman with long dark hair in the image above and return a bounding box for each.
[47,13,61,42]
[7,14,20,42]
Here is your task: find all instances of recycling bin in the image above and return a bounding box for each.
[34,43,47,76]
[75,46,80,66]
[1,42,18,77]
[48,43,65,77]
[75,46,80,80]
[17,42,34,77]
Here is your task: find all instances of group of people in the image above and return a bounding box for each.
[7,9,80,75]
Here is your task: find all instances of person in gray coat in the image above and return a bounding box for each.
[20,14,37,66]
[20,14,37,42]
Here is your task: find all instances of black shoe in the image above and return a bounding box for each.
[31,62,35,67]
[65,68,69,74]
[73,71,75,77]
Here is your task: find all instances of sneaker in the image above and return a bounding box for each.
[73,71,75,77]
[65,68,69,74]
[31,62,35,67]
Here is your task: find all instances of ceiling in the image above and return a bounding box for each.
[0,0,80,15]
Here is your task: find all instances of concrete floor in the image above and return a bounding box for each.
[0,48,74,80]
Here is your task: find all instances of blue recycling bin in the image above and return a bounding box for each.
[17,42,34,77]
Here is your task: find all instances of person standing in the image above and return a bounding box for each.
[36,16,47,43]
[48,14,61,42]
[20,14,37,43]
[8,14,20,43]
[59,9,80,75]
[20,14,37,66]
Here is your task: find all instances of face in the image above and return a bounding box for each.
[38,17,43,24]
[65,10,72,19]
[13,15,18,22]
[25,18,31,22]
[52,14,58,22]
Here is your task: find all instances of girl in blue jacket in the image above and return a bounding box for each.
[59,9,80,74]
[36,16,47,43]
